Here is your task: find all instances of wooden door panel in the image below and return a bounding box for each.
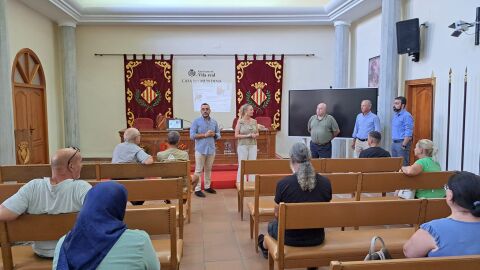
[29,89,46,143]
[12,49,48,164]
[406,79,434,164]
[14,90,29,130]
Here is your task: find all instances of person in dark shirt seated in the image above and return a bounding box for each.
[257,142,332,269]
[359,131,391,158]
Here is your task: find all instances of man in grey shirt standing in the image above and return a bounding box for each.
[0,148,92,258]
[307,103,340,158]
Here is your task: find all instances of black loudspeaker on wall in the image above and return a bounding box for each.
[396,18,420,62]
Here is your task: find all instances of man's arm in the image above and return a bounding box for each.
[403,114,414,146]
[352,115,359,139]
[0,205,20,221]
[307,116,313,134]
[189,119,198,140]
[374,115,381,132]
[142,156,154,165]
[331,116,340,138]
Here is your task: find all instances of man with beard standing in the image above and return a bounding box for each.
[190,103,221,197]
[391,96,414,166]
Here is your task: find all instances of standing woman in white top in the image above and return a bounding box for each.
[235,104,259,183]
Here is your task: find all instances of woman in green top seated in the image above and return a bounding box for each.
[401,139,444,198]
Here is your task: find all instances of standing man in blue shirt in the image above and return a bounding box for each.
[391,96,414,166]
[351,100,381,158]
[190,103,221,197]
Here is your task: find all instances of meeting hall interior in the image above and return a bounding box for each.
[0,0,480,269]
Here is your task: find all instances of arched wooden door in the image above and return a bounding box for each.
[12,48,49,164]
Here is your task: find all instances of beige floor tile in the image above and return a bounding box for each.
[204,244,242,262]
[205,260,244,270]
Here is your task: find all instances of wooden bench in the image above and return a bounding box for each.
[0,163,98,183]
[329,255,480,270]
[359,172,454,200]
[237,159,324,220]
[265,200,425,270]
[97,161,193,225]
[0,161,192,229]
[249,173,361,251]
[0,177,186,239]
[323,157,403,173]
[0,207,181,270]
[91,178,185,239]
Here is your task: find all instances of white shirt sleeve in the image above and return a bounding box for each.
[1,182,32,215]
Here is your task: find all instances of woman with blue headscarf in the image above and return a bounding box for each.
[53,181,160,270]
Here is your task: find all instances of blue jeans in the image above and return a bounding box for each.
[391,141,411,166]
[310,141,332,158]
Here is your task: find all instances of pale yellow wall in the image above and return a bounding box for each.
[6,0,63,156]
[76,25,335,158]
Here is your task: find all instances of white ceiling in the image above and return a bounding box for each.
[20,0,381,25]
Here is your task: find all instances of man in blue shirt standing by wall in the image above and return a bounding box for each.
[391,96,414,166]
[190,103,221,197]
[351,100,381,158]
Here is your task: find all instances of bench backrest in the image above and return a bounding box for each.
[360,172,453,193]
[0,207,176,270]
[323,158,403,173]
[0,163,98,183]
[97,161,188,179]
[329,255,480,270]
[423,198,450,223]
[255,173,360,197]
[241,159,324,176]
[279,200,424,230]
[89,178,183,201]
[324,173,361,195]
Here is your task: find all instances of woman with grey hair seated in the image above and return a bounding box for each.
[257,142,332,267]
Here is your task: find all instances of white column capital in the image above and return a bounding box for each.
[334,21,351,27]
[59,21,77,28]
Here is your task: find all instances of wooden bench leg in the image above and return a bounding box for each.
[237,191,241,212]
[249,215,254,239]
[254,218,259,252]
[268,253,274,270]
[240,195,245,220]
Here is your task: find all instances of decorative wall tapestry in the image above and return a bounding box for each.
[235,55,284,130]
[123,54,173,128]
[368,55,380,88]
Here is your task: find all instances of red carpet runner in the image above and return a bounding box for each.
[194,164,237,189]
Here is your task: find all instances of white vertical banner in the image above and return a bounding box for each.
[173,56,235,128]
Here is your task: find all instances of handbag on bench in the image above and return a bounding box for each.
[364,236,392,261]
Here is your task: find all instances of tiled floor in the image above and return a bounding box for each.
[180,189,328,270]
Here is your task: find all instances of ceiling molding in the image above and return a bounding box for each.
[19,0,381,26]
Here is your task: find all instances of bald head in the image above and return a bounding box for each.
[51,148,78,169]
[316,103,327,117]
[124,128,140,143]
[50,148,83,182]
[361,100,372,114]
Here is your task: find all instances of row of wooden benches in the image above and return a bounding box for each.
[238,157,404,219]
[0,162,192,238]
[0,207,179,270]
[266,198,469,270]
[249,171,454,251]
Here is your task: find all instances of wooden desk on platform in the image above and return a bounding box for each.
[118,129,276,164]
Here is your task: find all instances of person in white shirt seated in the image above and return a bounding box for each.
[0,147,92,258]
